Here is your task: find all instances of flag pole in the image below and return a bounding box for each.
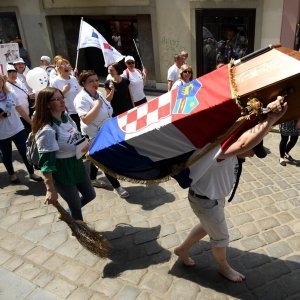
[132,38,144,70]
[75,17,84,72]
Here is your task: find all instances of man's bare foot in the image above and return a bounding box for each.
[174,247,196,267]
[218,265,245,282]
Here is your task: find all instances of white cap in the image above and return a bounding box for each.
[13,57,25,64]
[6,64,16,71]
[40,55,51,63]
[125,55,135,63]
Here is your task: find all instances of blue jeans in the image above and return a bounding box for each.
[54,168,96,221]
[0,129,34,176]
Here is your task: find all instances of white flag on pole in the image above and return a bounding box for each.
[77,20,124,67]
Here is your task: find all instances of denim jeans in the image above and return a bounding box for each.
[0,129,34,175]
[54,168,96,221]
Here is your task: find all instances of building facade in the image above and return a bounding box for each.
[0,0,298,89]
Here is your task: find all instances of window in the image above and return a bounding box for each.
[196,9,256,75]
[0,12,20,44]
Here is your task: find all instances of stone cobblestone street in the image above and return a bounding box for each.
[0,113,299,298]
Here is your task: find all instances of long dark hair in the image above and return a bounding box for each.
[32,87,63,134]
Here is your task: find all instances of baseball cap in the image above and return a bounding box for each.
[125,56,135,63]
[6,64,16,71]
[41,56,51,63]
[253,140,267,158]
[13,57,25,64]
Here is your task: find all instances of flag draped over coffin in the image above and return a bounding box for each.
[77,20,124,67]
[88,66,243,184]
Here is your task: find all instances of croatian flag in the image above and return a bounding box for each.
[77,20,124,67]
[88,66,244,185]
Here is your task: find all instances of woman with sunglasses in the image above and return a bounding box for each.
[32,87,95,221]
[171,65,194,91]
[123,56,147,107]
[50,59,81,131]
[0,74,42,184]
[74,70,129,198]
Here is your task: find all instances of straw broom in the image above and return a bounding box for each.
[53,202,110,258]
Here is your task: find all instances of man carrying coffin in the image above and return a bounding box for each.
[174,96,287,282]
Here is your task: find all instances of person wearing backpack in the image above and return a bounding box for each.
[122,56,147,107]
[32,87,95,221]
[0,74,42,184]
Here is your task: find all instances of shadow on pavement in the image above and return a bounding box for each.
[102,223,171,278]
[120,185,176,210]
[169,240,300,299]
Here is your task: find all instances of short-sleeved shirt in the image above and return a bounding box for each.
[51,75,81,114]
[7,80,30,115]
[122,68,146,103]
[167,64,180,83]
[36,113,85,184]
[104,77,133,116]
[0,92,24,140]
[74,89,113,138]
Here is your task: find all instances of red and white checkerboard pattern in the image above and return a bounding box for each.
[118,93,171,134]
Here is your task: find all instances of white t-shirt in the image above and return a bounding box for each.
[171,79,185,91]
[36,116,82,159]
[167,64,180,83]
[51,75,81,114]
[123,69,145,102]
[17,67,32,93]
[7,80,30,115]
[49,68,58,86]
[0,92,24,140]
[191,156,238,200]
[74,89,113,138]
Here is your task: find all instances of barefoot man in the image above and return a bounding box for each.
[175,96,287,282]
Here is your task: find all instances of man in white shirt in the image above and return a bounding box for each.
[174,96,287,282]
[167,54,184,91]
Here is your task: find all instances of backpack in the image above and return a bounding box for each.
[26,132,40,169]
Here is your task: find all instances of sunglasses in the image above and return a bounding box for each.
[126,61,135,65]
[183,70,192,74]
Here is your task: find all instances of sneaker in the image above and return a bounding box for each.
[279,158,286,166]
[115,186,130,198]
[91,179,112,190]
[285,153,296,162]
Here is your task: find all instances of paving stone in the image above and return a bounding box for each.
[159,223,176,237]
[114,285,141,300]
[167,278,200,300]
[254,280,288,300]
[239,223,259,237]
[197,287,228,300]
[0,234,21,251]
[266,241,293,258]
[279,270,300,296]
[119,269,147,285]
[253,187,273,197]
[23,224,52,243]
[22,207,48,219]
[91,277,124,297]
[261,260,291,281]
[240,250,271,269]
[260,229,280,244]
[13,239,36,256]
[229,227,243,241]
[245,269,265,289]
[39,231,69,251]
[0,213,20,229]
[240,236,265,251]
[8,218,36,236]
[285,255,300,271]
[25,246,53,265]
[0,248,12,265]
[275,225,295,238]
[3,256,24,271]
[75,249,99,267]
[287,235,300,251]
[140,272,173,295]
[56,239,83,258]
[257,217,280,231]
[15,262,41,280]
[231,213,254,226]
[32,270,55,288]
[43,255,66,271]
[160,234,181,249]
[275,211,294,223]
[58,261,86,281]
[134,227,160,244]
[11,195,35,205]
[46,276,77,298]
[67,287,93,300]
[76,269,100,287]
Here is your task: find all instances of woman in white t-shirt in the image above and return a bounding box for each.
[74,70,129,198]
[0,74,42,184]
[123,55,147,107]
[51,59,81,130]
[171,64,193,91]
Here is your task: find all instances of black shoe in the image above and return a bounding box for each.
[30,174,43,182]
[10,177,21,184]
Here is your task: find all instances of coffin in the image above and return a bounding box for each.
[88,46,300,183]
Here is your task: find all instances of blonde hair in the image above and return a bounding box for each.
[179,64,193,80]
[53,55,63,65]
[56,59,72,75]
[0,75,11,94]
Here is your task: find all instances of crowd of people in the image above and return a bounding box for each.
[0,49,299,283]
